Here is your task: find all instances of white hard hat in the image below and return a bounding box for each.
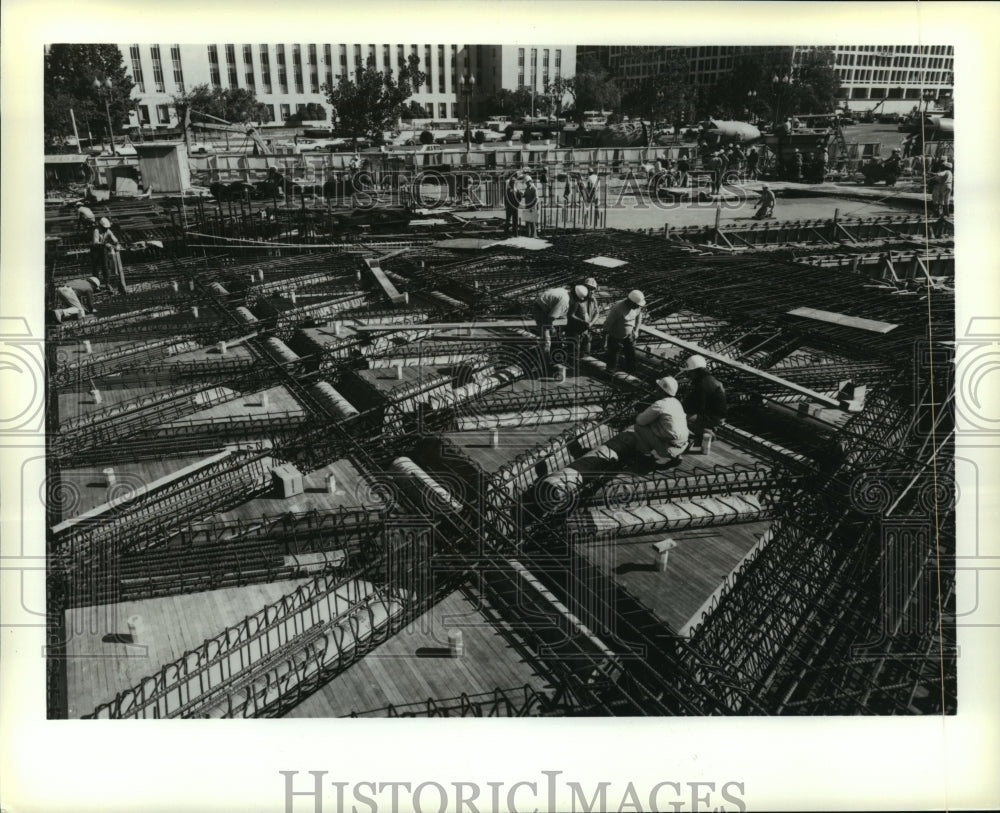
[87,276,102,289]
[685,354,707,371]
[99,217,111,228]
[656,376,678,396]
[628,290,646,306]
[574,284,589,299]
[583,277,599,290]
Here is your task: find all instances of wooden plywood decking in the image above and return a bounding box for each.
[592,435,766,500]
[205,458,374,522]
[161,384,305,426]
[440,422,580,474]
[56,382,174,426]
[573,520,772,634]
[64,577,316,717]
[55,453,225,521]
[284,587,553,717]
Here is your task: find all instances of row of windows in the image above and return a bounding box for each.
[131,43,559,100]
[130,44,185,94]
[836,52,953,69]
[837,68,953,84]
[836,44,953,55]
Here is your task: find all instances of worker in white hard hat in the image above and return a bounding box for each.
[52,276,101,323]
[930,160,953,218]
[679,353,728,442]
[93,216,127,294]
[521,175,539,237]
[566,283,601,357]
[532,285,588,370]
[633,375,690,469]
[603,290,645,373]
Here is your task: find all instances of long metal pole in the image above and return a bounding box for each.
[104,95,116,155]
[70,108,82,154]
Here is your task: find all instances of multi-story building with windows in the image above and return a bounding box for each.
[579,45,953,116]
[119,42,575,130]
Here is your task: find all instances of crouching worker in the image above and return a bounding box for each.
[680,353,728,443]
[52,276,101,323]
[752,184,776,219]
[633,376,690,469]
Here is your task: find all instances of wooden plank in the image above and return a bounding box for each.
[283,590,551,717]
[573,521,772,634]
[65,578,319,717]
[637,324,841,407]
[51,450,234,534]
[362,258,406,305]
[786,306,898,334]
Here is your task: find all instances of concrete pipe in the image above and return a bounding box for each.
[264,337,300,364]
[534,429,638,513]
[311,381,360,420]
[390,456,464,514]
[234,306,259,324]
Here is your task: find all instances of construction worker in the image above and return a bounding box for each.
[504,173,522,236]
[52,277,101,323]
[522,175,539,237]
[679,354,728,442]
[930,160,953,217]
[94,217,126,294]
[604,290,645,373]
[752,185,776,220]
[566,280,600,357]
[633,376,690,469]
[532,285,586,367]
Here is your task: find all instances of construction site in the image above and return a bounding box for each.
[43,139,956,720]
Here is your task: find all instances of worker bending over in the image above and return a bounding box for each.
[680,354,728,443]
[565,277,600,357]
[633,376,690,469]
[604,290,646,373]
[752,185,776,220]
[52,277,102,323]
[532,285,589,370]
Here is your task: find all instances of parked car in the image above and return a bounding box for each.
[479,129,507,143]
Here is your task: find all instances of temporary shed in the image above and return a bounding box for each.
[135,142,191,193]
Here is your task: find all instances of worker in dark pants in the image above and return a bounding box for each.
[503,173,521,236]
[603,290,645,373]
[78,205,102,276]
[532,285,587,371]
[679,353,728,444]
[565,282,600,358]
[94,217,126,294]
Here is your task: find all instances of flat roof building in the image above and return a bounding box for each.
[119,42,576,130]
[578,45,954,116]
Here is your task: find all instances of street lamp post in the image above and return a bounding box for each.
[922,89,937,115]
[459,74,476,154]
[93,77,116,155]
[771,73,791,126]
[746,90,758,124]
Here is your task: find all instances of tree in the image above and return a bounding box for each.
[483,87,535,119]
[401,101,428,120]
[44,44,136,148]
[787,48,840,115]
[324,54,426,144]
[555,54,621,123]
[173,84,269,127]
[284,102,328,127]
[620,51,692,142]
